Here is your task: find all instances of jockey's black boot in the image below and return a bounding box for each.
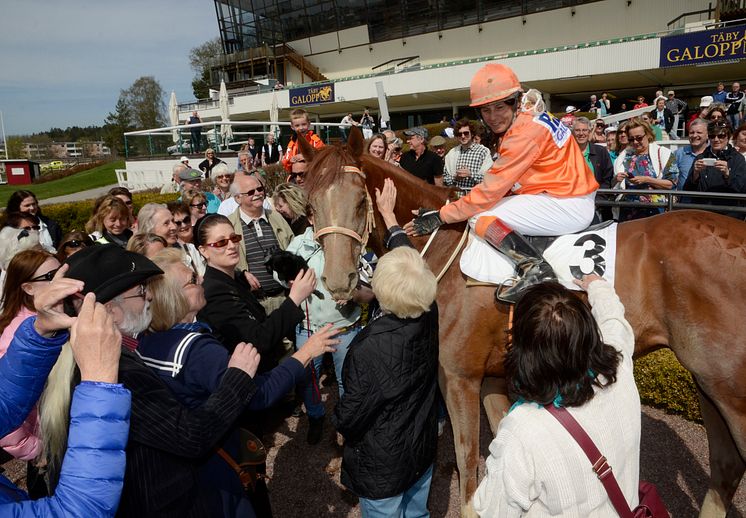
[477,216,557,304]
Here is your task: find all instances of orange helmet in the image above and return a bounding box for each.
[469,63,522,107]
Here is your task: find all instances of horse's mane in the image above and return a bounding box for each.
[359,154,452,208]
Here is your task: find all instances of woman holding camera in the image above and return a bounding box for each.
[684,119,746,218]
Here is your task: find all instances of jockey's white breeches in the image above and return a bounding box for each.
[468,192,597,236]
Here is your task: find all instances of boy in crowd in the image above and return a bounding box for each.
[282,108,324,172]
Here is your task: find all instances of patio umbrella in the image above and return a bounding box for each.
[219,80,233,148]
[270,91,279,138]
[168,91,179,143]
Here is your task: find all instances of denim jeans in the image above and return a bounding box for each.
[358,464,434,518]
[297,324,358,419]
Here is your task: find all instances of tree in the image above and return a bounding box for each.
[189,38,222,99]
[122,76,166,130]
[103,96,132,156]
[5,137,25,159]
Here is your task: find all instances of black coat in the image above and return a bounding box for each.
[332,305,439,499]
[197,266,303,370]
[649,107,675,133]
[587,144,614,189]
[40,214,62,249]
[684,145,746,218]
[116,349,256,517]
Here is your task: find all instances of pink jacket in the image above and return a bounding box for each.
[0,307,41,460]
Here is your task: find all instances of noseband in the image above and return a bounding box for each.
[313,165,376,250]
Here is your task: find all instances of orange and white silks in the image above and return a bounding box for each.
[282,131,325,172]
[439,111,598,224]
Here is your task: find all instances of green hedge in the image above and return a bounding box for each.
[633,349,701,422]
[42,191,179,235]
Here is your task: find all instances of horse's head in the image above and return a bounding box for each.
[300,126,371,301]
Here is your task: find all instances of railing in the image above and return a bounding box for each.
[667,4,715,30]
[122,120,346,159]
[596,188,746,216]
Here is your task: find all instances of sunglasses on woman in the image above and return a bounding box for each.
[190,202,207,209]
[628,135,647,143]
[204,234,243,248]
[29,268,60,282]
[62,240,85,249]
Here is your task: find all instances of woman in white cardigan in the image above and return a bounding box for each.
[612,117,677,221]
[473,275,641,516]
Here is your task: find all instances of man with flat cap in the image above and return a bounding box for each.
[179,168,221,213]
[36,245,263,517]
[400,127,444,185]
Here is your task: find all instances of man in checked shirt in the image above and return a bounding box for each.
[442,118,493,197]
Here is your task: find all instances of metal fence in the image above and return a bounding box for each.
[596,188,746,217]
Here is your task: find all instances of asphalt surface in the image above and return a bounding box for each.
[38,184,119,206]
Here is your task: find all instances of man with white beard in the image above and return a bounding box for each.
[37,244,264,516]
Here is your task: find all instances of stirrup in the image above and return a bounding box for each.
[495,262,556,304]
[495,277,520,305]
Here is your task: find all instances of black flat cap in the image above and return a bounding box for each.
[64,244,163,303]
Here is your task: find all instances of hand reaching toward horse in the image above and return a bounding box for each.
[573,273,604,291]
[375,178,399,228]
[289,268,317,305]
[292,324,341,367]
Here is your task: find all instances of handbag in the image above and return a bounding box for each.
[545,404,669,518]
[217,428,269,492]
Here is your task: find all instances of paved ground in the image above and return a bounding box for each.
[38,184,118,205]
[3,376,744,516]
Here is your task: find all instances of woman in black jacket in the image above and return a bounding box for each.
[194,214,315,371]
[650,97,675,135]
[684,119,746,219]
[333,245,439,517]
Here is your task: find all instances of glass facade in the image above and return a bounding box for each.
[214,0,600,50]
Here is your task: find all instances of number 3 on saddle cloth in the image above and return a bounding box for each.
[460,221,618,291]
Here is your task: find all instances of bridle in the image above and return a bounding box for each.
[313,165,375,250]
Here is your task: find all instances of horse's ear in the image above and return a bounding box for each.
[296,130,316,163]
[347,126,365,159]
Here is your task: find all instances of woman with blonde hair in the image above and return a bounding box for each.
[198,148,224,177]
[183,189,208,226]
[272,183,310,236]
[126,232,167,258]
[210,162,234,202]
[333,246,439,517]
[85,195,132,247]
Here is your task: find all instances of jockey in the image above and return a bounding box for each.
[409,63,598,302]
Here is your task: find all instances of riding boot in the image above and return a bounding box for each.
[475,216,557,304]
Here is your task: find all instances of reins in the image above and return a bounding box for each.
[313,165,375,250]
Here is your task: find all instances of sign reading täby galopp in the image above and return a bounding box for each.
[660,24,746,68]
[289,83,335,107]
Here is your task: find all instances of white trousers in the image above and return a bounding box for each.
[468,192,597,236]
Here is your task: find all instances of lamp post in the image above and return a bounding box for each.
[0,110,8,159]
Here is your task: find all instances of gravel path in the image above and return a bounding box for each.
[3,380,744,517]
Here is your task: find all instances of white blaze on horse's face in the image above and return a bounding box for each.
[309,167,369,302]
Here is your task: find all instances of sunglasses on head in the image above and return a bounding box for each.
[190,202,207,209]
[204,234,242,248]
[239,186,265,197]
[29,268,59,283]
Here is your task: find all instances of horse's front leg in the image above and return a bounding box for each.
[440,366,482,518]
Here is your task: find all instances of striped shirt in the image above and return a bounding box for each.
[239,210,283,294]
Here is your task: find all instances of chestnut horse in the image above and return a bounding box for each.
[298,128,746,517]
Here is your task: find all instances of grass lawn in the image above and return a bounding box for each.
[0,160,122,206]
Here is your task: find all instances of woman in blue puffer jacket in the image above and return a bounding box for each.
[0,273,131,517]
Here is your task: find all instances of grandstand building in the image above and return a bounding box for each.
[180,0,745,129]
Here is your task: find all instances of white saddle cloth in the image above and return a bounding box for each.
[460,223,618,290]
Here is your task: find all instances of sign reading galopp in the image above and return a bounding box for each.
[660,24,746,68]
[289,83,335,107]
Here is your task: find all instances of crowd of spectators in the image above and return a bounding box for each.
[0,80,745,516]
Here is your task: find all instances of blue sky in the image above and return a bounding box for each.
[0,0,218,136]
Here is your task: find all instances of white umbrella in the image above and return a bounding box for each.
[270,91,279,137]
[219,80,232,149]
[168,91,179,143]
